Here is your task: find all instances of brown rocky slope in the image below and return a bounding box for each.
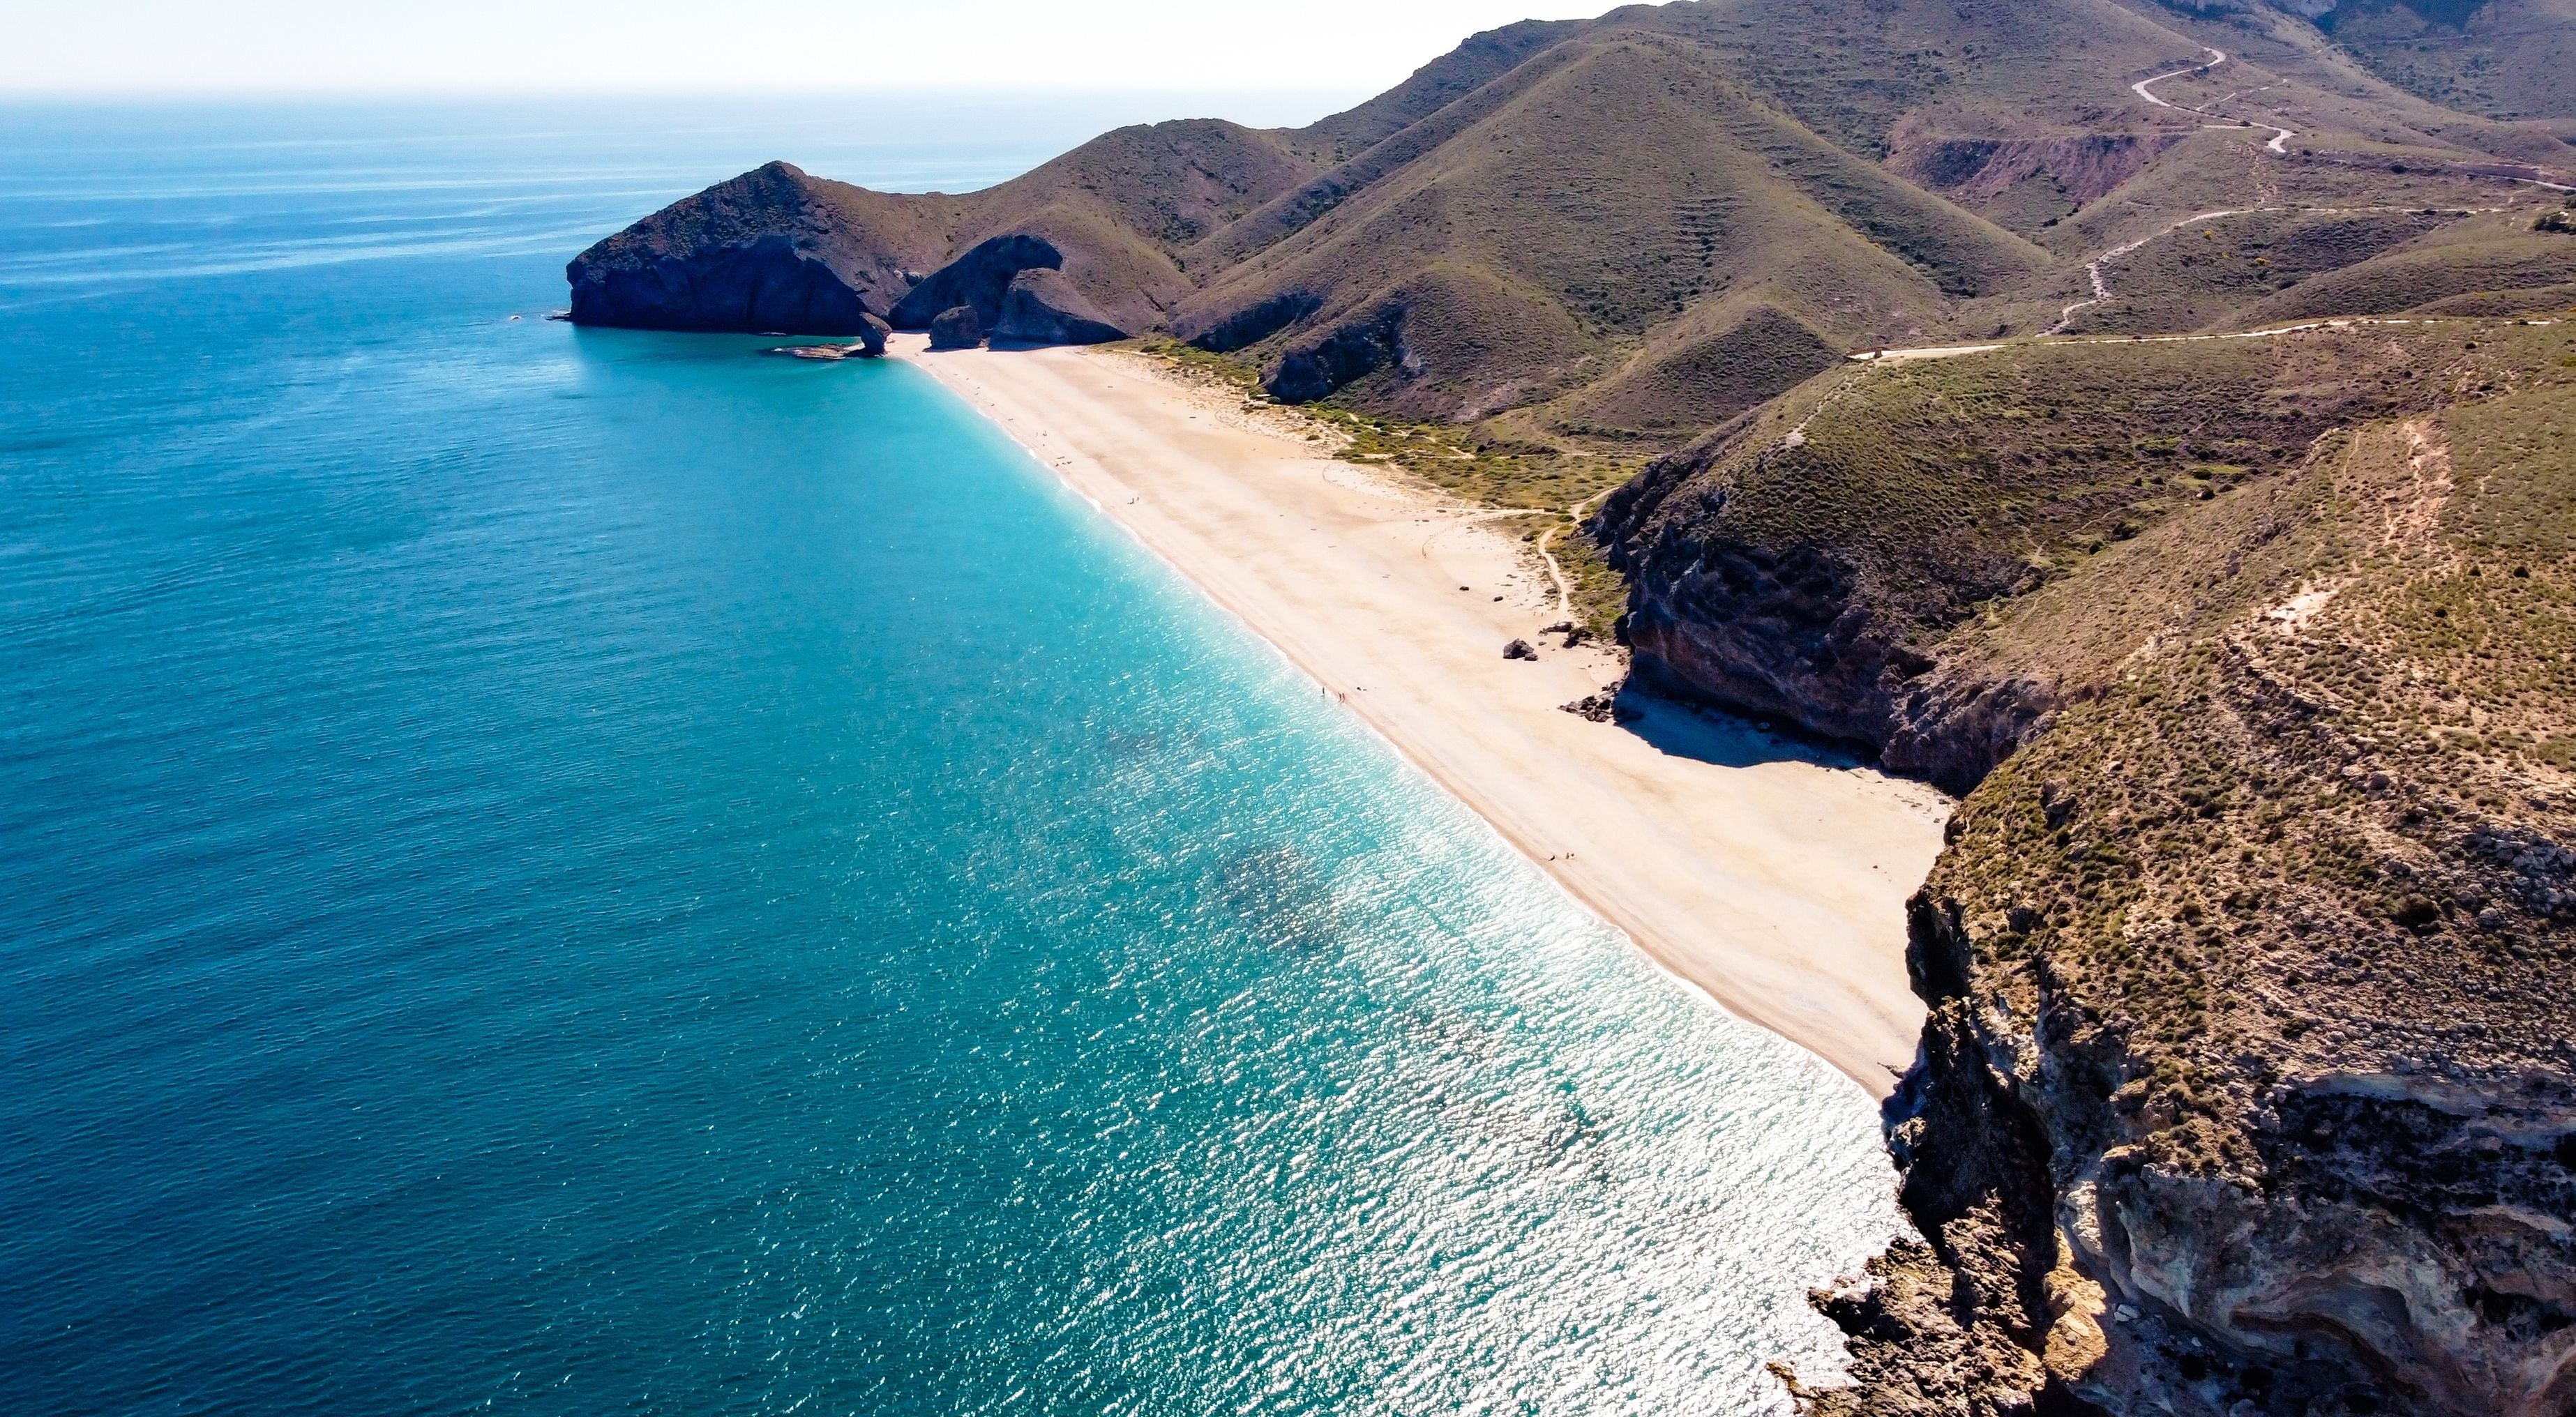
[568,0,2571,440]
[1602,321,2576,1414]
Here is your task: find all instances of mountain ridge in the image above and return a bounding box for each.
[570,0,2570,445]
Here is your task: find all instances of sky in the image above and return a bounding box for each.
[0,1,1613,100]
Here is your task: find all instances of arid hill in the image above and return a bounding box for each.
[1623,317,2576,1417]
[570,0,2573,442]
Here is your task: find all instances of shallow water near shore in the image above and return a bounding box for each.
[0,103,1904,1416]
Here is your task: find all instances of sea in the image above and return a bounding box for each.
[0,97,1905,1416]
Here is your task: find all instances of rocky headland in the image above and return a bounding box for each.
[1604,324,2576,1416]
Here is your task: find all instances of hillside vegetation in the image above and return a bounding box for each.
[1601,319,2576,1415]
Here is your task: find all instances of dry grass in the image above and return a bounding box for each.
[1914,321,2576,1174]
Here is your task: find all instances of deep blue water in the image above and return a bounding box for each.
[0,103,1901,1416]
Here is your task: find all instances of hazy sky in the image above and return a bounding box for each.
[0,1,1611,97]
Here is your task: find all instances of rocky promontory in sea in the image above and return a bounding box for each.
[566,171,1138,347]
[565,162,914,334]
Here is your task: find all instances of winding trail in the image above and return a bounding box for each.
[1858,313,2555,367]
[2132,45,2297,153]
[1532,484,1625,616]
[2038,47,2327,334]
[2039,47,2305,333]
[2044,205,2266,334]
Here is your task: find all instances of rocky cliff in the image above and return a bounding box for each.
[1601,323,2576,1415]
[990,268,1128,346]
[1596,334,2425,790]
[567,119,1314,346]
[888,234,1062,331]
[565,162,934,333]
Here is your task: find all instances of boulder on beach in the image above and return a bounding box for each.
[1502,639,1537,661]
[891,234,1062,330]
[928,305,984,350]
[992,268,1130,347]
[857,313,891,356]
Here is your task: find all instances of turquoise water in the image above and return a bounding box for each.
[0,103,1901,1416]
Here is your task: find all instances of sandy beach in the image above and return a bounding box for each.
[891,334,1949,1095]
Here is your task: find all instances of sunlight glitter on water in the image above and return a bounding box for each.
[0,99,1906,1417]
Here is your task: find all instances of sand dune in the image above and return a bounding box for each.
[892,335,1948,1096]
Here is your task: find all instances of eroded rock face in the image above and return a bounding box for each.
[890,234,1062,331]
[1889,131,2187,212]
[1803,621,2576,1416]
[990,268,1128,347]
[1613,529,2049,795]
[565,162,906,334]
[1822,920,2576,1417]
[1186,290,1323,354]
[572,233,875,333]
[928,305,984,350]
[1594,414,2059,794]
[1265,305,1409,404]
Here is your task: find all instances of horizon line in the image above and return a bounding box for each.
[0,84,1376,103]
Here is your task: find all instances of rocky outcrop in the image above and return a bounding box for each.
[1265,304,1411,403]
[1606,519,2053,794]
[928,305,984,350]
[890,234,1062,331]
[760,315,889,361]
[1185,291,1323,354]
[1816,858,2576,1417]
[990,268,1129,346]
[565,162,916,334]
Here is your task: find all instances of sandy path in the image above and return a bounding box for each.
[891,335,1949,1096]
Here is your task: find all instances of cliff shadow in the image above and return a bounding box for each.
[1606,683,1875,773]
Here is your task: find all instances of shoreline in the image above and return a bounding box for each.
[889,333,1948,1097]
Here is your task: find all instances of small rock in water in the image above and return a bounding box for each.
[1502,639,1537,661]
[764,340,879,362]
